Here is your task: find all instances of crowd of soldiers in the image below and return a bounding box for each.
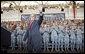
[1,19,84,52]
[40,20,84,52]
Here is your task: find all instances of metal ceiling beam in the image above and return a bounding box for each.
[45,1,48,5]
[12,1,17,6]
[13,1,21,6]
[35,1,39,4]
[1,1,84,10]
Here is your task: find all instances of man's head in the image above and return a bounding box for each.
[77,25,80,29]
[30,14,36,21]
[52,21,56,28]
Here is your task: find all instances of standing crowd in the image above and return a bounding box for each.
[1,19,84,52]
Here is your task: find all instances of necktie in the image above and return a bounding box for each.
[30,22,33,31]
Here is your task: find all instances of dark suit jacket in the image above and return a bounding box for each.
[1,27,11,48]
[23,14,43,49]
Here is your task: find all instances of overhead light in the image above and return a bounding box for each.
[55,7,57,9]
[69,5,72,8]
[19,7,21,10]
[24,5,27,9]
[77,6,80,9]
[62,6,65,9]
[58,4,61,9]
[20,10,23,13]
[77,3,80,9]
[1,10,3,14]
[13,8,16,11]
[26,7,29,10]
[68,1,73,9]
[19,8,23,13]
[2,9,3,11]
[33,7,36,10]
[61,8,64,11]
[59,6,61,10]
[22,7,25,10]
[48,6,50,9]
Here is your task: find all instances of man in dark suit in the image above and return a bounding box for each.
[1,26,11,53]
[22,6,43,53]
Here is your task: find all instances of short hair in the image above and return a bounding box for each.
[43,21,46,24]
[30,14,36,17]
[11,24,16,32]
[20,25,23,30]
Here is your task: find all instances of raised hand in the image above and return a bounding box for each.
[38,4,43,13]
